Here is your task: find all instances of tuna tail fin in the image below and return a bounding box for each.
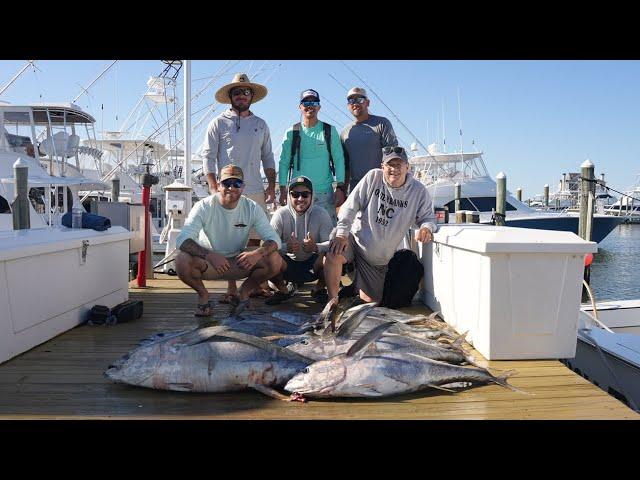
[493,370,532,396]
[452,330,469,348]
[346,321,395,358]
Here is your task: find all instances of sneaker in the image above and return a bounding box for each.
[265,282,297,306]
[311,288,329,304]
[338,283,356,299]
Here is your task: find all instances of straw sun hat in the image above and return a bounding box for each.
[215,73,268,104]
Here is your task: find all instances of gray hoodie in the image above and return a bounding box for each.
[200,109,275,195]
[336,168,437,266]
[270,192,334,262]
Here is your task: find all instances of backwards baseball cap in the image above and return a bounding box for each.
[288,175,313,193]
[381,146,408,164]
[347,87,367,99]
[219,164,244,182]
[300,89,320,102]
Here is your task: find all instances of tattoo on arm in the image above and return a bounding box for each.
[258,240,278,256]
[180,239,211,260]
[265,168,276,188]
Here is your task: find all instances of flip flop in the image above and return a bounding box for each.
[194,299,215,317]
[218,293,239,304]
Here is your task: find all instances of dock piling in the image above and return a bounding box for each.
[12,158,30,230]
[495,172,506,226]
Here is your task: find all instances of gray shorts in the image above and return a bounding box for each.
[331,231,387,303]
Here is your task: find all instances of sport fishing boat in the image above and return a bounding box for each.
[562,299,640,412]
[409,144,624,243]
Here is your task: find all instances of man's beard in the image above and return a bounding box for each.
[232,100,251,112]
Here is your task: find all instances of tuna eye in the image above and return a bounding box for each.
[302,340,308,345]
[304,367,310,374]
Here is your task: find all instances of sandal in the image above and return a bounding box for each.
[194,299,215,317]
[265,290,296,306]
[230,297,251,316]
[218,293,239,304]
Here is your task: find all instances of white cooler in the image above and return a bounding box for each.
[419,224,598,360]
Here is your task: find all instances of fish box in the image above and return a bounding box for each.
[419,225,597,360]
[0,226,131,364]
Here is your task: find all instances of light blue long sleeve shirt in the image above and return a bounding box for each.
[176,194,281,258]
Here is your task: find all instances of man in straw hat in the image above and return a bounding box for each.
[175,164,282,317]
[200,72,276,303]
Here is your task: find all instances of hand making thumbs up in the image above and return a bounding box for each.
[302,231,317,253]
[287,231,301,253]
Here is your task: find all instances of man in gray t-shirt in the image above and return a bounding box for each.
[340,87,398,193]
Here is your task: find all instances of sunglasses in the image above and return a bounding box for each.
[382,146,406,155]
[230,88,253,97]
[301,101,320,107]
[347,96,366,105]
[290,191,311,199]
[221,178,244,189]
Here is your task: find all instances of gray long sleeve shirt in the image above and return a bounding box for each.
[270,202,334,262]
[336,169,437,266]
[200,109,275,195]
[340,114,398,186]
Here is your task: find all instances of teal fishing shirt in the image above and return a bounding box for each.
[278,121,345,193]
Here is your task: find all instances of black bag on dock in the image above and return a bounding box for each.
[380,249,423,309]
[111,300,143,323]
[86,305,114,325]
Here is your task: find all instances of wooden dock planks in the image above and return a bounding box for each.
[0,276,637,420]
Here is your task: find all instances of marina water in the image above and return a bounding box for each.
[590,224,640,301]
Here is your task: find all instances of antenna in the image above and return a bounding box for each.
[442,100,446,153]
[457,87,464,153]
[72,60,118,103]
[0,60,38,97]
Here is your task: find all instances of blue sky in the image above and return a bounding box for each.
[1,59,638,199]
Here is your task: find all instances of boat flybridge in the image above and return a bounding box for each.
[0,102,108,230]
[409,144,623,243]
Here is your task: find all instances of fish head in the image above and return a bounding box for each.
[104,343,162,387]
[284,356,348,396]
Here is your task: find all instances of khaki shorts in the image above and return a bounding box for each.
[246,192,268,241]
[330,231,388,303]
[199,253,252,281]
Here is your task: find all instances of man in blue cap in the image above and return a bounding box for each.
[278,89,346,225]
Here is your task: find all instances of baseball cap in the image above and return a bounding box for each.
[219,164,244,182]
[381,146,408,164]
[288,175,313,193]
[300,89,320,102]
[347,87,367,99]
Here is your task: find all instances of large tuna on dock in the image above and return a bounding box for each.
[105,325,312,397]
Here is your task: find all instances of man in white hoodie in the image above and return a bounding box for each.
[267,176,334,304]
[324,146,437,304]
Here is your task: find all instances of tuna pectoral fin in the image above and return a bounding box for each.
[249,383,295,402]
[336,303,378,339]
[180,325,231,347]
[346,321,396,358]
[213,330,313,364]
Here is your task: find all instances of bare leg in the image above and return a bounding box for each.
[175,252,210,305]
[238,252,283,301]
[311,254,326,293]
[269,256,290,293]
[323,251,346,300]
[227,280,238,298]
